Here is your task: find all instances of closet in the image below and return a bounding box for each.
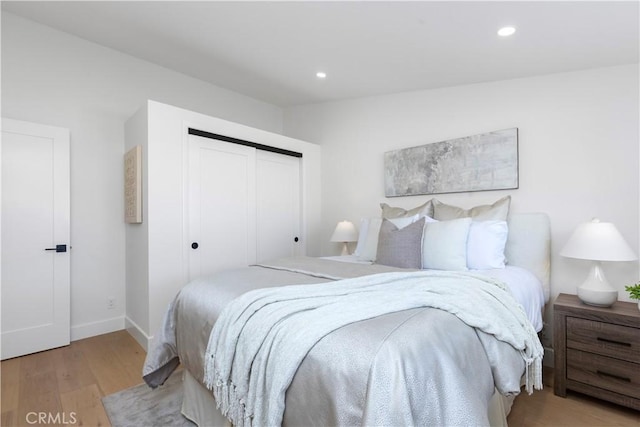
[124,101,321,350]
[187,131,301,281]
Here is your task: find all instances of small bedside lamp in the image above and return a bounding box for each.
[330,220,358,256]
[560,218,637,307]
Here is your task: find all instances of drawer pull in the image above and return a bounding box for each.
[596,337,631,347]
[596,370,631,383]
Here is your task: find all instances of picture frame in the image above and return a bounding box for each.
[124,145,142,223]
[384,128,518,197]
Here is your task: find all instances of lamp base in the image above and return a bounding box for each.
[577,286,618,307]
[340,243,350,256]
[576,261,618,307]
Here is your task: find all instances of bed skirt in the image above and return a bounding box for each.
[182,369,231,427]
[181,370,514,427]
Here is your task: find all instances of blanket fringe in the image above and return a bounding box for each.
[213,377,254,427]
[524,354,543,394]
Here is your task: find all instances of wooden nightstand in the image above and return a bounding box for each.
[554,293,640,410]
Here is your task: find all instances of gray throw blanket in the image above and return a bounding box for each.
[204,270,543,427]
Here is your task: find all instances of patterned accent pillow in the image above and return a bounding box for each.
[375,217,425,269]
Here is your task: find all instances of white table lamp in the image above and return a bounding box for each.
[330,220,358,256]
[560,218,637,307]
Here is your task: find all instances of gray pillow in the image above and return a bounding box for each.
[375,217,425,269]
[432,196,510,221]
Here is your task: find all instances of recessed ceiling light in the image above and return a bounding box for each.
[316,71,327,79]
[498,26,516,37]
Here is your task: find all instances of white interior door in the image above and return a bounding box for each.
[1,118,70,360]
[256,150,301,262]
[188,134,256,281]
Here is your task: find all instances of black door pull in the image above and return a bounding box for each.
[44,244,67,253]
[191,242,199,249]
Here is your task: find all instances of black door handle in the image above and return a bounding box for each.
[191,242,199,249]
[294,237,299,242]
[44,244,67,253]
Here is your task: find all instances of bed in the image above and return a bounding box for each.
[143,202,550,427]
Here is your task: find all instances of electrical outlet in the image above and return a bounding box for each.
[107,297,116,310]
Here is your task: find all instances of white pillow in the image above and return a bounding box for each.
[357,215,421,262]
[353,218,370,257]
[422,218,472,271]
[467,220,508,269]
[422,215,438,224]
[357,218,383,262]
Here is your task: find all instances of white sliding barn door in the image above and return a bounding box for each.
[187,134,303,281]
[188,135,256,281]
[1,118,70,360]
[256,150,301,262]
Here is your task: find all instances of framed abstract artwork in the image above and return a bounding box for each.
[124,145,142,223]
[384,128,518,197]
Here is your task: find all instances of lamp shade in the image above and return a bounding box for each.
[330,220,358,243]
[560,218,637,262]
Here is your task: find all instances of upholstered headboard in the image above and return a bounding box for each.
[505,213,551,302]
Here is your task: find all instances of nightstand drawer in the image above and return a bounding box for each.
[567,317,640,363]
[567,349,640,399]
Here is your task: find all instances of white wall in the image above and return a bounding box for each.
[1,12,285,340]
[283,64,639,338]
[123,105,150,346]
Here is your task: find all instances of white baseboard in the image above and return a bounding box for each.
[125,316,152,352]
[71,316,125,342]
[543,347,554,368]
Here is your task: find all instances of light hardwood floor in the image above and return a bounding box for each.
[1,331,145,427]
[508,367,639,426]
[1,330,638,426]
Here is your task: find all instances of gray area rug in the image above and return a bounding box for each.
[102,372,196,427]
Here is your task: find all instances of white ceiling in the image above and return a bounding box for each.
[3,1,639,107]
